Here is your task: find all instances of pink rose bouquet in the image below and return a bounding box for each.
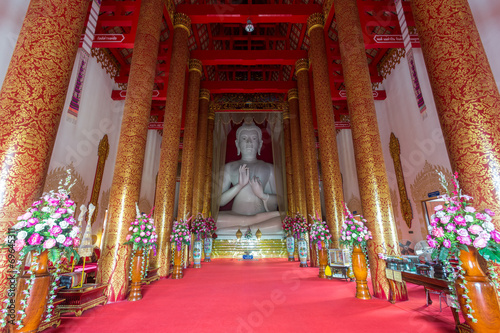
[282,215,294,236]
[123,211,158,253]
[309,214,332,250]
[292,213,308,239]
[205,216,217,238]
[190,214,207,240]
[339,203,372,248]
[427,172,500,263]
[170,219,192,251]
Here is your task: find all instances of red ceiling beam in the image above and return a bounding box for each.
[177,4,323,24]
[191,50,307,65]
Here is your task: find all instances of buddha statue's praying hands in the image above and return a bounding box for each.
[216,122,282,236]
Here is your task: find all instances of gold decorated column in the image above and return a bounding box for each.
[307,13,345,248]
[334,0,407,300]
[283,109,295,214]
[0,0,89,299]
[203,109,215,216]
[411,0,500,228]
[153,13,191,278]
[295,59,322,220]
[288,89,308,218]
[177,59,203,220]
[191,89,210,215]
[97,0,164,302]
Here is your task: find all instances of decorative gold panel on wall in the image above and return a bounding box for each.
[389,133,413,228]
[90,135,110,225]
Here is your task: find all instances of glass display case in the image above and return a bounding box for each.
[329,249,351,266]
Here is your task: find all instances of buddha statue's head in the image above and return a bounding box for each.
[235,122,263,157]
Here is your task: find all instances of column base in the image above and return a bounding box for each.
[319,265,326,278]
[128,283,142,302]
[356,280,372,300]
[171,265,183,279]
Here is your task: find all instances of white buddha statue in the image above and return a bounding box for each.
[216,122,282,236]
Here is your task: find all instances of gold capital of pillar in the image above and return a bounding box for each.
[307,12,325,35]
[189,59,203,75]
[174,13,191,36]
[295,59,309,75]
[200,88,210,101]
[287,88,298,101]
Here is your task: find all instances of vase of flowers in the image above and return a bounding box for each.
[340,204,372,300]
[282,215,295,261]
[191,214,207,268]
[204,217,216,262]
[426,172,500,332]
[124,208,158,301]
[309,214,332,278]
[293,213,309,267]
[170,219,191,279]
[0,170,81,331]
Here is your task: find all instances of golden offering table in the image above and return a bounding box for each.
[57,283,108,317]
[212,239,287,258]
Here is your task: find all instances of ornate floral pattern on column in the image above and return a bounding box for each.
[295,59,322,222]
[411,0,500,230]
[154,13,191,278]
[97,0,164,302]
[307,13,345,248]
[283,109,295,214]
[334,0,405,300]
[177,59,203,220]
[192,89,210,215]
[0,0,89,300]
[288,89,308,218]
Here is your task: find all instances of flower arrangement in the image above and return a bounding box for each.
[0,170,81,329]
[309,214,332,250]
[244,227,253,240]
[170,219,191,251]
[292,213,308,239]
[282,215,294,236]
[124,211,158,252]
[426,171,500,321]
[190,214,207,240]
[205,216,217,238]
[339,204,372,248]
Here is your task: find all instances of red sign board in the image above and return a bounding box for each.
[373,34,419,44]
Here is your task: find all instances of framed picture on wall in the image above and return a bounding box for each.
[421,197,446,233]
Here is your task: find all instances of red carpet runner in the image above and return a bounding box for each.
[49,259,457,332]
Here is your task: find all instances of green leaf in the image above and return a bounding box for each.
[458,244,469,252]
[439,247,450,261]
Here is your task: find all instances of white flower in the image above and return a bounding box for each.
[59,221,69,229]
[484,221,495,232]
[67,208,74,214]
[12,221,26,229]
[436,211,445,218]
[41,207,51,213]
[56,234,66,243]
[484,215,492,222]
[70,230,78,238]
[35,224,46,232]
[465,215,473,222]
[17,231,28,240]
[47,218,56,227]
[479,231,491,241]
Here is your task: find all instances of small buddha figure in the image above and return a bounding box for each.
[216,122,282,236]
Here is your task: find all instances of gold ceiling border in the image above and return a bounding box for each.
[377,48,405,80]
[409,161,453,237]
[389,133,413,228]
[210,94,287,112]
[91,48,120,79]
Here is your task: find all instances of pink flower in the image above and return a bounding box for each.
[65,217,75,225]
[140,225,146,230]
[445,224,456,232]
[454,215,466,226]
[49,225,62,237]
[63,237,73,247]
[457,228,469,237]
[73,238,80,247]
[47,198,60,206]
[427,239,438,248]
[27,233,43,245]
[357,237,362,242]
[432,217,440,224]
[490,230,500,243]
[484,209,495,217]
[133,228,138,233]
[434,205,443,211]
[457,236,472,245]
[142,239,148,244]
[19,212,32,221]
[27,218,39,227]
[51,213,62,219]
[432,227,444,238]
[475,213,486,220]
[55,208,67,214]
[468,225,483,235]
[64,199,75,207]
[447,206,459,213]
[14,239,25,252]
[443,239,451,248]
[125,234,132,241]
[32,200,42,206]
[43,239,56,249]
[473,237,488,249]
[440,216,451,224]
[146,231,151,236]
[464,206,476,213]
[134,237,141,243]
